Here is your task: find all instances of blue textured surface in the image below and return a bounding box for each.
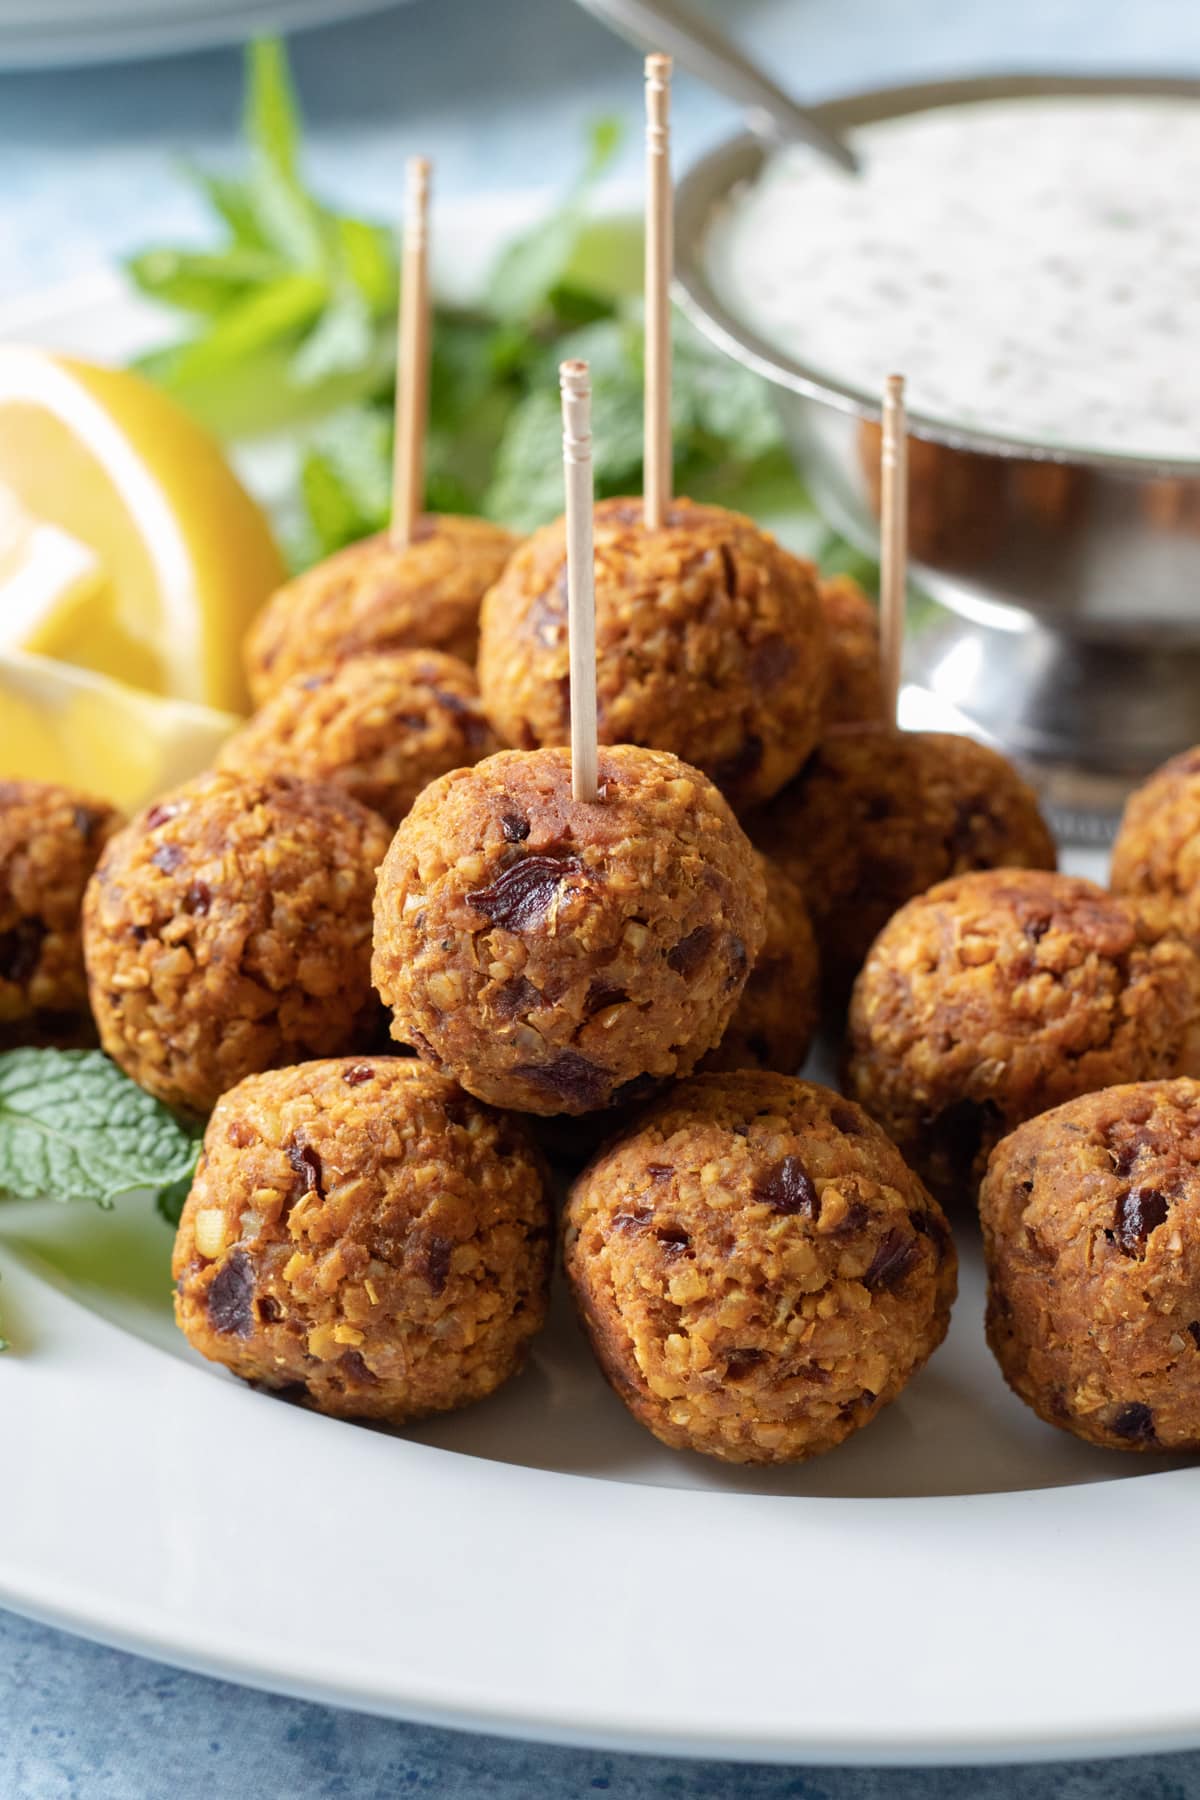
[5,1,1200,1792]
[6,1607,1200,1799]
[3,0,1200,296]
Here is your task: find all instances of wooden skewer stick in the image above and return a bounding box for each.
[561,359,599,804]
[391,155,431,549]
[879,372,908,725]
[643,53,673,531]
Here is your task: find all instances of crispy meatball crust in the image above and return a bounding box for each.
[174,1058,552,1423]
[372,745,766,1115]
[218,650,498,828]
[535,858,819,1171]
[699,855,819,1076]
[818,575,886,731]
[982,1079,1200,1452]
[0,780,122,1037]
[84,771,392,1114]
[749,726,1057,1004]
[477,497,828,812]
[564,1071,956,1465]
[845,870,1200,1205]
[244,515,518,704]
[1111,746,1200,948]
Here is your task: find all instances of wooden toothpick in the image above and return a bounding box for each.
[879,373,908,725]
[643,53,673,531]
[560,359,599,804]
[391,155,431,548]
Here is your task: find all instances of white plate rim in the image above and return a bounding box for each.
[3,255,1200,1768]
[5,1247,1200,1766]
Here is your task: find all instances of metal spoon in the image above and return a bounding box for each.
[573,0,860,172]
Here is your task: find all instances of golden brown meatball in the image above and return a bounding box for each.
[372,745,766,1115]
[218,650,498,828]
[174,1058,552,1424]
[699,855,819,1076]
[845,870,1200,1205]
[1111,746,1200,948]
[818,575,886,731]
[534,857,820,1171]
[982,1079,1200,1453]
[0,781,122,1040]
[84,772,392,1114]
[564,1071,956,1464]
[244,515,518,704]
[749,726,1056,1005]
[477,497,828,812]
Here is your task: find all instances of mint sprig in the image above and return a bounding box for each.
[0,1049,202,1212]
[125,39,846,570]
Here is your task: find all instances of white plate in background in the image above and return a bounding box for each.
[0,0,405,69]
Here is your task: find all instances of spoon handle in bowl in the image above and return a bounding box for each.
[573,0,859,172]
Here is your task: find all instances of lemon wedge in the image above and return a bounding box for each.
[0,486,107,654]
[0,346,285,712]
[0,649,236,813]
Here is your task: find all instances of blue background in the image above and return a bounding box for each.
[5,0,1200,1792]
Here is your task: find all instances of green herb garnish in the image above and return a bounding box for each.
[126,38,825,563]
[0,1049,201,1213]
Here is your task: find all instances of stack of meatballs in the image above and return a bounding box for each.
[10,493,1200,1470]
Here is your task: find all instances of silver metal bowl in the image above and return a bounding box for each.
[675,74,1200,833]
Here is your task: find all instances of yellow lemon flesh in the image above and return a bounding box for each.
[0,346,285,713]
[0,650,237,814]
[0,487,106,656]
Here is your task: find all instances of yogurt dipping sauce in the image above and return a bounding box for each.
[707,96,1200,464]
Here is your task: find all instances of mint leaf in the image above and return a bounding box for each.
[672,318,785,463]
[157,271,329,388]
[155,1169,196,1230]
[290,283,374,385]
[243,38,325,268]
[245,37,303,186]
[128,41,827,568]
[583,115,623,182]
[0,1050,201,1211]
[299,405,392,554]
[333,214,396,315]
[184,165,274,252]
[126,246,284,317]
[488,116,624,324]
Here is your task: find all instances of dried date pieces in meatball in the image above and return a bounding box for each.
[84,771,392,1114]
[845,870,1200,1205]
[749,726,1056,1004]
[218,650,498,828]
[535,858,819,1171]
[818,575,886,731]
[563,1071,956,1465]
[0,781,121,1039]
[982,1079,1200,1453]
[1111,746,1200,948]
[174,1058,552,1424]
[699,856,819,1077]
[372,745,766,1115]
[477,497,827,812]
[244,515,518,704]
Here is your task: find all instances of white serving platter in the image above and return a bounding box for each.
[0,242,1194,1767]
[0,0,406,69]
